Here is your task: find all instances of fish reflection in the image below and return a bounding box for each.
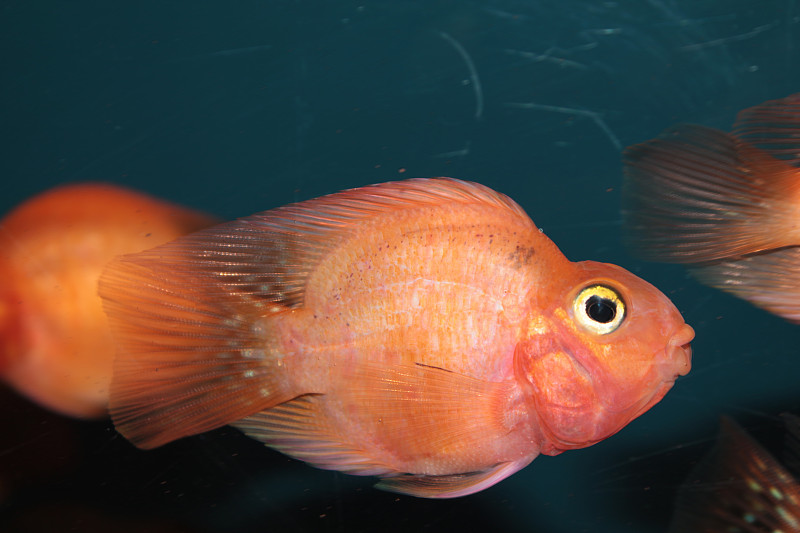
[99,178,692,498]
[0,184,218,418]
[623,93,800,323]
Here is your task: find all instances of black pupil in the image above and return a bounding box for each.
[586,295,616,323]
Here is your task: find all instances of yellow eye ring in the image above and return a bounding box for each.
[572,285,626,335]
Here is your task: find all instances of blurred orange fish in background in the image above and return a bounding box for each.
[99,178,693,498]
[0,184,219,419]
[668,415,800,532]
[623,93,800,322]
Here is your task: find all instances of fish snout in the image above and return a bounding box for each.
[666,323,694,377]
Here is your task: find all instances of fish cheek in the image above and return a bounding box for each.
[590,312,676,398]
[582,338,648,397]
[516,339,601,451]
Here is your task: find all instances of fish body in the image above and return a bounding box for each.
[623,93,800,322]
[0,184,218,418]
[100,178,693,497]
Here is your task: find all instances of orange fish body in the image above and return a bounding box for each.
[100,178,693,497]
[623,93,800,322]
[0,184,219,418]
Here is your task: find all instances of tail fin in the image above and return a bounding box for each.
[100,220,302,449]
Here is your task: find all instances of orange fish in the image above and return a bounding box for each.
[99,178,693,498]
[623,93,800,322]
[0,183,219,418]
[669,415,800,532]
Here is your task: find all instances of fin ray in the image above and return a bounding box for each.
[669,417,800,532]
[232,362,520,491]
[690,247,800,323]
[733,92,800,167]
[101,259,297,449]
[376,459,532,498]
[233,396,397,477]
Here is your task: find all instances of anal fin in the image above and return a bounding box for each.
[376,458,533,498]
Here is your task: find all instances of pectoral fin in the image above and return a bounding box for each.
[232,361,525,498]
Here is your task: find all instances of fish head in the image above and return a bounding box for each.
[517,260,693,454]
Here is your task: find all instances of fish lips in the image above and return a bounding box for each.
[666,323,693,378]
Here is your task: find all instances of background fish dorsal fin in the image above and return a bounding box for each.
[733,92,800,168]
[623,124,800,263]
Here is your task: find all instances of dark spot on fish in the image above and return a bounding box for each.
[508,245,535,269]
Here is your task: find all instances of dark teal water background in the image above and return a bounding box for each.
[2,1,799,531]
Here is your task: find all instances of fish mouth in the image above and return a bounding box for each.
[666,323,694,378]
[588,323,694,444]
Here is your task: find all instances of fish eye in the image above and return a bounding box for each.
[572,285,626,335]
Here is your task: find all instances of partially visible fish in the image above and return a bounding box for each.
[0,184,218,418]
[99,178,693,498]
[668,415,800,532]
[622,93,800,322]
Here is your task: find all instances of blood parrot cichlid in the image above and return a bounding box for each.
[0,183,218,418]
[99,178,693,498]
